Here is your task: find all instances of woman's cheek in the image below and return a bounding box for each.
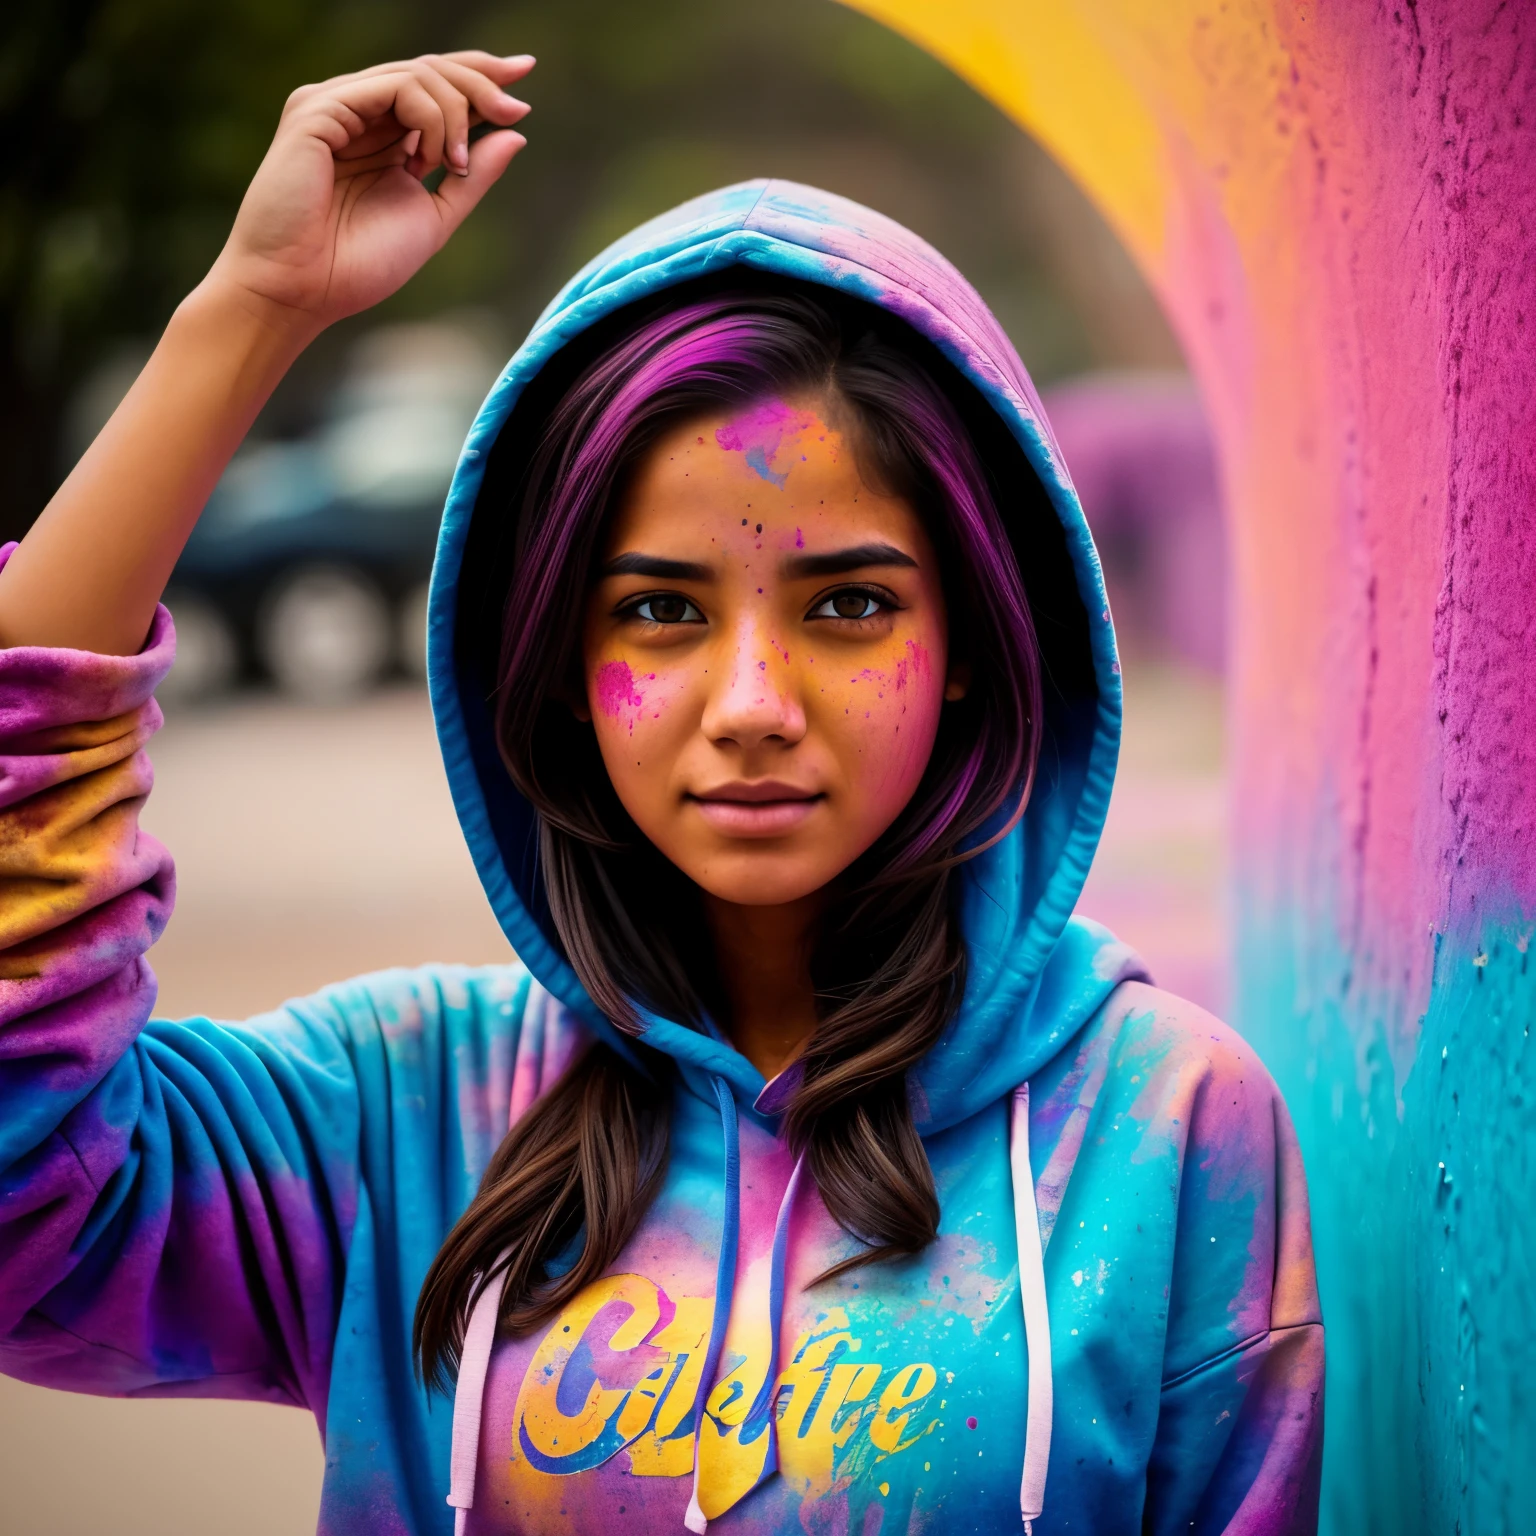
[820,638,945,813]
[588,656,693,754]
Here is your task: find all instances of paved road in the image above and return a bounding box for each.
[1077,660,1227,1012]
[0,669,1223,1534]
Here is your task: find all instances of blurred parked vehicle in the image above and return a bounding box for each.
[162,322,500,703]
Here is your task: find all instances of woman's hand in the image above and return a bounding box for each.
[0,52,532,655]
[210,52,532,329]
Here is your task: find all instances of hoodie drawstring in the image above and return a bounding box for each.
[736,1148,804,1495]
[449,1079,1038,1534]
[1010,1083,1053,1532]
[447,1076,801,1536]
[447,1250,511,1536]
[684,1075,742,1532]
[684,1080,805,1533]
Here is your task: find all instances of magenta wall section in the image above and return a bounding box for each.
[839,2,1536,1527]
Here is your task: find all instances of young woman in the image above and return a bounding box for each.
[0,53,1323,1536]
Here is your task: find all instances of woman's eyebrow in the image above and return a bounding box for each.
[782,542,919,578]
[601,552,713,579]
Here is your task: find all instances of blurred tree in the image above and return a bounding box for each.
[0,0,1178,541]
[0,0,413,535]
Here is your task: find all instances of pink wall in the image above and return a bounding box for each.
[840,2,1536,1526]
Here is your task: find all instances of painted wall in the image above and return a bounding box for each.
[836,2,1536,1530]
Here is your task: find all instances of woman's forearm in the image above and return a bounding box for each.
[0,278,316,656]
[0,51,529,658]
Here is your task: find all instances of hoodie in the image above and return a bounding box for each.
[0,181,1322,1536]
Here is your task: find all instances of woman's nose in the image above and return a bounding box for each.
[700,626,806,750]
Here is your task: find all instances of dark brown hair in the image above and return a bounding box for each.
[414,287,1042,1391]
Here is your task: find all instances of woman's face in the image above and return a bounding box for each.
[579,395,966,908]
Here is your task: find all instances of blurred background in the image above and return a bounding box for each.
[0,2,1223,1530]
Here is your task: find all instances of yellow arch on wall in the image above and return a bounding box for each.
[838,0,1299,287]
[842,3,1168,259]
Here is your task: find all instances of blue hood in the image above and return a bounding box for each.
[427,179,1141,1134]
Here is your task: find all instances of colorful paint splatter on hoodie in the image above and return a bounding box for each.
[0,182,1323,1534]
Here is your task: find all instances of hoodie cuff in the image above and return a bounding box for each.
[0,541,178,746]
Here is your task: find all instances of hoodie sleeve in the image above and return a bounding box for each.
[1134,986,1325,1535]
[0,591,567,1419]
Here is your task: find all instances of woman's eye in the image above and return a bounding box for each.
[811,590,884,621]
[631,594,702,624]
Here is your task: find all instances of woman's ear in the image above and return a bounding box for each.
[944,658,971,703]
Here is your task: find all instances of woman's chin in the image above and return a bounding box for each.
[683,847,843,909]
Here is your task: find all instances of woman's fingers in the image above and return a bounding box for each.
[406,59,474,176]
[331,122,424,183]
[404,56,531,178]
[438,51,536,91]
[333,142,416,181]
[426,54,531,133]
[312,69,449,173]
[336,51,531,90]
[290,71,426,153]
[292,55,531,182]
[318,52,532,118]
[431,123,527,230]
[333,116,411,164]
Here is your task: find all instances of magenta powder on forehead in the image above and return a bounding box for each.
[714,400,812,488]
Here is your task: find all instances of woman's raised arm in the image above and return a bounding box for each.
[0,51,531,656]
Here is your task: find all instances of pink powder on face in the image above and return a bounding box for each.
[714,400,815,488]
[893,639,932,692]
[594,660,655,735]
[850,643,932,697]
[595,660,643,714]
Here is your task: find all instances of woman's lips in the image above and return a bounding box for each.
[688,781,825,837]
